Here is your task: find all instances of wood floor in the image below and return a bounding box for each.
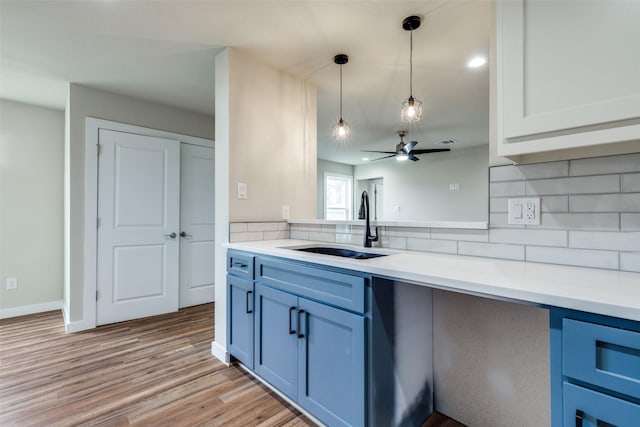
[0,304,314,427]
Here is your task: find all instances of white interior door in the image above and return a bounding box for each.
[97,129,180,325]
[179,143,215,308]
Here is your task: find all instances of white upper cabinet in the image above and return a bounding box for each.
[496,0,640,158]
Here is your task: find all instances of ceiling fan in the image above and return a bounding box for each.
[362,131,451,162]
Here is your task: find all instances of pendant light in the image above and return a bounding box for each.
[332,54,351,141]
[401,15,423,123]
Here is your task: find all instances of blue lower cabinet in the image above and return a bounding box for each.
[563,382,640,427]
[298,298,365,427]
[227,275,254,369]
[254,284,299,400]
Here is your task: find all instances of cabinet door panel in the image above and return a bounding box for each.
[563,382,640,427]
[227,276,254,369]
[254,284,299,400]
[298,298,365,427]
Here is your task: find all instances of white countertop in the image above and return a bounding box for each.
[226,239,640,322]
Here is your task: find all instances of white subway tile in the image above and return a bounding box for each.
[526,246,619,270]
[490,161,568,182]
[525,175,620,196]
[292,224,324,232]
[569,231,640,251]
[308,231,336,243]
[278,222,290,231]
[229,231,263,242]
[571,153,640,176]
[335,224,352,234]
[384,226,431,238]
[489,229,567,247]
[336,233,360,245]
[622,173,640,192]
[620,252,640,273]
[490,181,525,197]
[290,230,309,240]
[380,236,407,250]
[263,231,288,240]
[529,213,620,230]
[458,242,525,260]
[490,197,508,213]
[541,196,569,212]
[570,194,640,212]
[431,228,489,242]
[247,222,280,232]
[321,224,337,233]
[229,223,248,233]
[490,213,525,228]
[622,214,640,231]
[407,238,458,254]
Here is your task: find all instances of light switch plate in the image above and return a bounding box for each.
[508,198,541,225]
[237,182,247,200]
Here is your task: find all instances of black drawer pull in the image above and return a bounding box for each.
[245,291,253,314]
[297,310,305,339]
[232,262,248,269]
[289,307,296,334]
[575,409,583,427]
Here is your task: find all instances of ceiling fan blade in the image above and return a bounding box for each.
[409,154,420,161]
[410,148,451,154]
[370,155,397,161]
[403,141,418,153]
[362,150,397,154]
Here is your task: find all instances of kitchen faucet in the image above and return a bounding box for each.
[358,191,379,248]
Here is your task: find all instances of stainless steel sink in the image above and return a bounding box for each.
[293,246,388,259]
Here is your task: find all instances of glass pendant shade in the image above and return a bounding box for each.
[401,96,423,122]
[333,118,351,140]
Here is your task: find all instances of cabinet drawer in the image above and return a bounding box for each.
[563,382,640,427]
[227,250,255,280]
[563,318,640,399]
[256,257,366,313]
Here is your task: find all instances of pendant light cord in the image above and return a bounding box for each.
[409,30,413,96]
[339,63,343,120]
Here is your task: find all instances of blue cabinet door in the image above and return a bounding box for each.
[563,382,640,427]
[227,275,254,369]
[298,297,366,427]
[254,283,299,400]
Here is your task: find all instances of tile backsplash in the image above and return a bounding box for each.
[229,221,289,242]
[287,153,639,272]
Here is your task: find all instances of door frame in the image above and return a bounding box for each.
[83,117,213,330]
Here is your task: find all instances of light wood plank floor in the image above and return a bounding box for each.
[0,304,315,427]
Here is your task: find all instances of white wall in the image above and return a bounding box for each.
[0,100,64,313]
[213,47,317,359]
[354,145,488,221]
[66,84,215,324]
[316,159,354,219]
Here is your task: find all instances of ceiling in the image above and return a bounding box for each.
[0,0,490,165]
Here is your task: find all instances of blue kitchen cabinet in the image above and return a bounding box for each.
[297,297,365,427]
[226,250,255,369]
[550,311,640,426]
[254,283,299,400]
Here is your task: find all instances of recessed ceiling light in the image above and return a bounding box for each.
[466,56,487,68]
[362,157,369,161]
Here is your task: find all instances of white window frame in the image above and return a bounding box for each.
[323,172,353,220]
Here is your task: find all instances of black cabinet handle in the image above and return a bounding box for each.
[232,262,248,268]
[289,307,296,334]
[297,310,305,339]
[245,291,253,314]
[575,410,584,427]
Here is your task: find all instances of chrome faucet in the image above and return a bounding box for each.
[358,191,379,248]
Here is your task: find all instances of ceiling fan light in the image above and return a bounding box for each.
[396,153,409,161]
[333,118,351,141]
[401,96,423,122]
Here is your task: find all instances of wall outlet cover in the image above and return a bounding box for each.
[6,277,17,290]
[508,198,541,225]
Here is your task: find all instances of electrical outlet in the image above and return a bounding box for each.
[6,277,17,290]
[508,198,541,225]
[449,183,460,191]
[282,205,290,220]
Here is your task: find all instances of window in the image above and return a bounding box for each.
[324,173,353,220]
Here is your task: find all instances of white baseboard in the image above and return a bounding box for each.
[211,340,230,365]
[0,300,63,319]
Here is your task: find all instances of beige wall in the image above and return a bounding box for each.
[213,48,317,357]
[66,84,215,323]
[0,100,64,311]
[227,49,317,221]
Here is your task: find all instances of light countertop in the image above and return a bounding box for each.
[225,239,640,322]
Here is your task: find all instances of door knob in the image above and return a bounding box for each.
[164,232,177,239]
[180,231,193,238]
